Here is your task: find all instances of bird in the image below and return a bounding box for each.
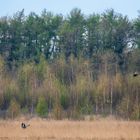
[133,72,139,77]
[21,122,30,129]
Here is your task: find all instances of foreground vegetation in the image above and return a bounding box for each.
[0,119,140,140]
[0,8,140,120]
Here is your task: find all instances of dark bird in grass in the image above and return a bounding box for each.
[21,122,30,129]
[133,72,139,77]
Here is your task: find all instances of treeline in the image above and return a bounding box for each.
[0,8,140,120]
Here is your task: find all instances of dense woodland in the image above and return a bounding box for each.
[0,8,140,120]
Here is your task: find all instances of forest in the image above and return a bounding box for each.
[0,8,140,120]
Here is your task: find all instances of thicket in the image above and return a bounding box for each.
[0,9,140,120]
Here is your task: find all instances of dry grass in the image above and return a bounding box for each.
[0,118,140,140]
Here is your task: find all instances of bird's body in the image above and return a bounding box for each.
[21,123,30,129]
[133,72,139,77]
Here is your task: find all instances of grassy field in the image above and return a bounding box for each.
[0,118,140,140]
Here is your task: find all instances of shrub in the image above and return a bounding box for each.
[8,98,20,119]
[116,96,129,119]
[36,96,48,117]
[52,101,63,120]
[130,104,140,120]
[60,93,69,110]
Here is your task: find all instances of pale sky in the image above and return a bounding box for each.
[0,0,140,19]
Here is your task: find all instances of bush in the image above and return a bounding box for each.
[116,96,129,119]
[60,93,69,110]
[8,98,20,119]
[52,101,63,120]
[36,96,48,117]
[130,104,140,120]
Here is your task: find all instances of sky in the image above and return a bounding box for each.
[0,0,140,19]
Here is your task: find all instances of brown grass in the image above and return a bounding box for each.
[0,118,140,140]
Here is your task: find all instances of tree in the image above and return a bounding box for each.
[36,96,48,117]
[133,11,140,49]
[85,13,101,57]
[41,10,63,59]
[24,12,42,62]
[7,10,25,68]
[99,9,132,73]
[58,8,85,58]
